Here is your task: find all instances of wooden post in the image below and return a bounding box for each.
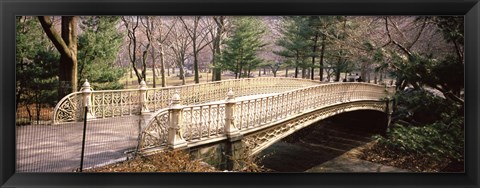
[225,89,242,141]
[168,91,188,149]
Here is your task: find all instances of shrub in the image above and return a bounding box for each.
[374,117,464,162]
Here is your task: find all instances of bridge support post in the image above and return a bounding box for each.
[167,91,188,150]
[139,80,150,114]
[385,97,393,129]
[225,140,246,171]
[81,79,95,120]
[223,89,245,171]
[225,89,242,141]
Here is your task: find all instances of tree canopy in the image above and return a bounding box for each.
[78,16,126,90]
[217,17,267,79]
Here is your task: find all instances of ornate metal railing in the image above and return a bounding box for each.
[53,77,321,124]
[138,82,395,151]
[143,77,320,111]
[52,92,84,123]
[234,83,388,133]
[182,103,226,142]
[138,109,170,150]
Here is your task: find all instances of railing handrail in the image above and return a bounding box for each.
[138,82,394,151]
[84,77,322,94]
[147,82,392,121]
[53,77,323,124]
[144,77,320,89]
[231,82,389,132]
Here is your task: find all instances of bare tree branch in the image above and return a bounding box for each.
[384,17,413,57]
[38,16,71,57]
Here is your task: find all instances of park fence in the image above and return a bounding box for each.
[16,101,140,172]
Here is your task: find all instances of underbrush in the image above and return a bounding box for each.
[360,89,464,172]
[374,119,464,163]
[360,118,464,172]
[87,150,217,172]
[88,148,269,172]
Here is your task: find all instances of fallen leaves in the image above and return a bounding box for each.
[358,142,462,172]
[86,150,217,172]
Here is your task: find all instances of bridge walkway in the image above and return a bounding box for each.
[16,93,282,172]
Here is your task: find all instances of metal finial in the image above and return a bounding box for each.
[82,79,90,87]
[172,90,181,103]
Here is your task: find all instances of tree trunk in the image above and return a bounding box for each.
[130,67,133,78]
[311,33,319,80]
[151,46,156,88]
[212,16,225,82]
[335,69,341,82]
[361,62,368,83]
[335,57,342,81]
[179,63,185,85]
[319,34,327,82]
[285,68,288,77]
[211,39,221,81]
[38,16,78,98]
[294,66,299,78]
[160,46,166,87]
[238,62,243,79]
[141,48,148,84]
[193,53,200,83]
[59,55,77,96]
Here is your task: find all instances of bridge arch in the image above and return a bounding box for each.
[242,100,390,155]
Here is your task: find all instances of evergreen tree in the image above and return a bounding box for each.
[329,16,352,81]
[275,17,312,78]
[217,17,266,79]
[78,16,126,90]
[16,17,59,123]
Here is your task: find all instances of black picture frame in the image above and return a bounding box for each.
[1,0,478,187]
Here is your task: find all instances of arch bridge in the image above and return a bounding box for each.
[53,77,395,157]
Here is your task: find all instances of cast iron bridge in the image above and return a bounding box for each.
[53,77,395,156]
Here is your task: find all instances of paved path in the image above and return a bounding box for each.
[17,116,140,172]
[16,93,281,172]
[305,143,408,172]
